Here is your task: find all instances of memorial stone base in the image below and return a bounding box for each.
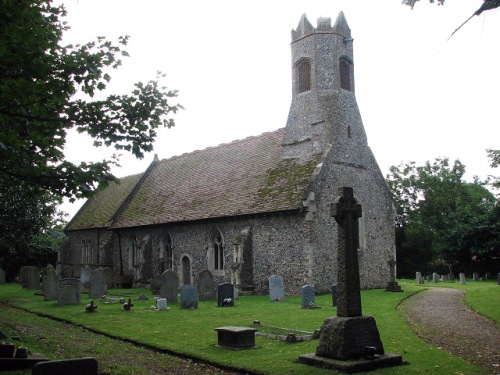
[385,281,402,292]
[299,316,403,373]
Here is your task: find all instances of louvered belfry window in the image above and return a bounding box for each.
[339,57,353,91]
[296,59,311,94]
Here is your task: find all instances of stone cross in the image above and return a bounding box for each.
[388,259,397,283]
[330,187,362,317]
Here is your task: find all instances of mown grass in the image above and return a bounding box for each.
[1,279,497,374]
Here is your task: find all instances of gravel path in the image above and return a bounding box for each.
[402,287,500,374]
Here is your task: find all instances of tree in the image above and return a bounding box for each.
[0,0,181,277]
[487,149,500,193]
[387,158,498,276]
[0,0,181,201]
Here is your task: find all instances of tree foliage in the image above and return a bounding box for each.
[387,157,499,276]
[0,0,181,201]
[0,0,181,277]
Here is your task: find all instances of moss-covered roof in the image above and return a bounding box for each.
[69,128,324,230]
[65,173,143,231]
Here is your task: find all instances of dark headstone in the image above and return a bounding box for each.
[181,284,198,309]
[472,272,479,281]
[0,268,5,284]
[269,275,284,302]
[150,277,161,295]
[198,270,216,301]
[26,266,40,290]
[214,327,257,349]
[89,268,107,299]
[32,357,98,375]
[217,283,234,307]
[301,285,316,308]
[43,269,60,301]
[100,267,113,289]
[160,270,178,303]
[331,284,337,307]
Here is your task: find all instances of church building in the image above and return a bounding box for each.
[61,13,396,295]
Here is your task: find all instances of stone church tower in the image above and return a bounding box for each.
[284,12,366,165]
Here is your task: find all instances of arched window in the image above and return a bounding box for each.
[208,229,224,274]
[129,236,139,267]
[87,239,93,264]
[81,240,87,264]
[295,59,311,94]
[160,233,173,273]
[339,57,353,91]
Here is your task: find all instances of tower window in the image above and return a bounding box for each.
[208,229,224,275]
[339,57,353,91]
[296,59,311,94]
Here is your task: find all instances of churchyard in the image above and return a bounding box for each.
[0,279,497,374]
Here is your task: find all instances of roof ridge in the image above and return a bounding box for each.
[158,128,285,164]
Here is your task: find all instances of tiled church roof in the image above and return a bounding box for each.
[67,128,322,231]
[65,173,144,231]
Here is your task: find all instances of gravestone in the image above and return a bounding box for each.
[217,283,234,307]
[472,272,479,281]
[26,266,41,290]
[385,259,402,292]
[0,268,5,284]
[101,267,113,289]
[432,273,439,283]
[459,272,467,285]
[416,272,424,284]
[40,264,54,278]
[449,271,455,281]
[80,265,92,290]
[61,265,74,279]
[150,277,161,295]
[160,270,178,303]
[43,269,60,301]
[32,357,98,375]
[137,293,148,301]
[269,275,285,301]
[181,284,198,309]
[441,275,448,282]
[89,268,107,299]
[19,266,29,287]
[57,279,80,305]
[301,285,316,309]
[198,270,216,301]
[497,272,500,285]
[156,298,168,311]
[331,283,337,307]
[299,187,402,371]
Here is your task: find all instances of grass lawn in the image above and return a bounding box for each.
[1,279,497,374]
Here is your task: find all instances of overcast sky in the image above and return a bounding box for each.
[59,0,500,218]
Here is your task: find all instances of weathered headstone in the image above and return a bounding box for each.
[432,273,439,283]
[61,265,74,279]
[101,267,114,289]
[217,282,234,307]
[181,284,198,309]
[198,270,216,301]
[57,279,80,305]
[26,266,41,290]
[160,270,178,303]
[300,187,402,371]
[80,265,92,289]
[301,285,316,309]
[19,266,29,287]
[269,275,285,302]
[32,357,98,375]
[40,264,54,278]
[416,272,424,284]
[137,293,148,301]
[331,283,337,307]
[459,272,467,285]
[472,272,479,281]
[156,298,168,311]
[150,277,161,295]
[0,268,5,284]
[43,269,60,301]
[89,268,107,299]
[385,259,402,292]
[449,271,455,281]
[441,275,448,282]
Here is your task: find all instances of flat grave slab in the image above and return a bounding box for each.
[214,326,258,350]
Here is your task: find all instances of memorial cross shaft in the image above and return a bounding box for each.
[330,187,362,317]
